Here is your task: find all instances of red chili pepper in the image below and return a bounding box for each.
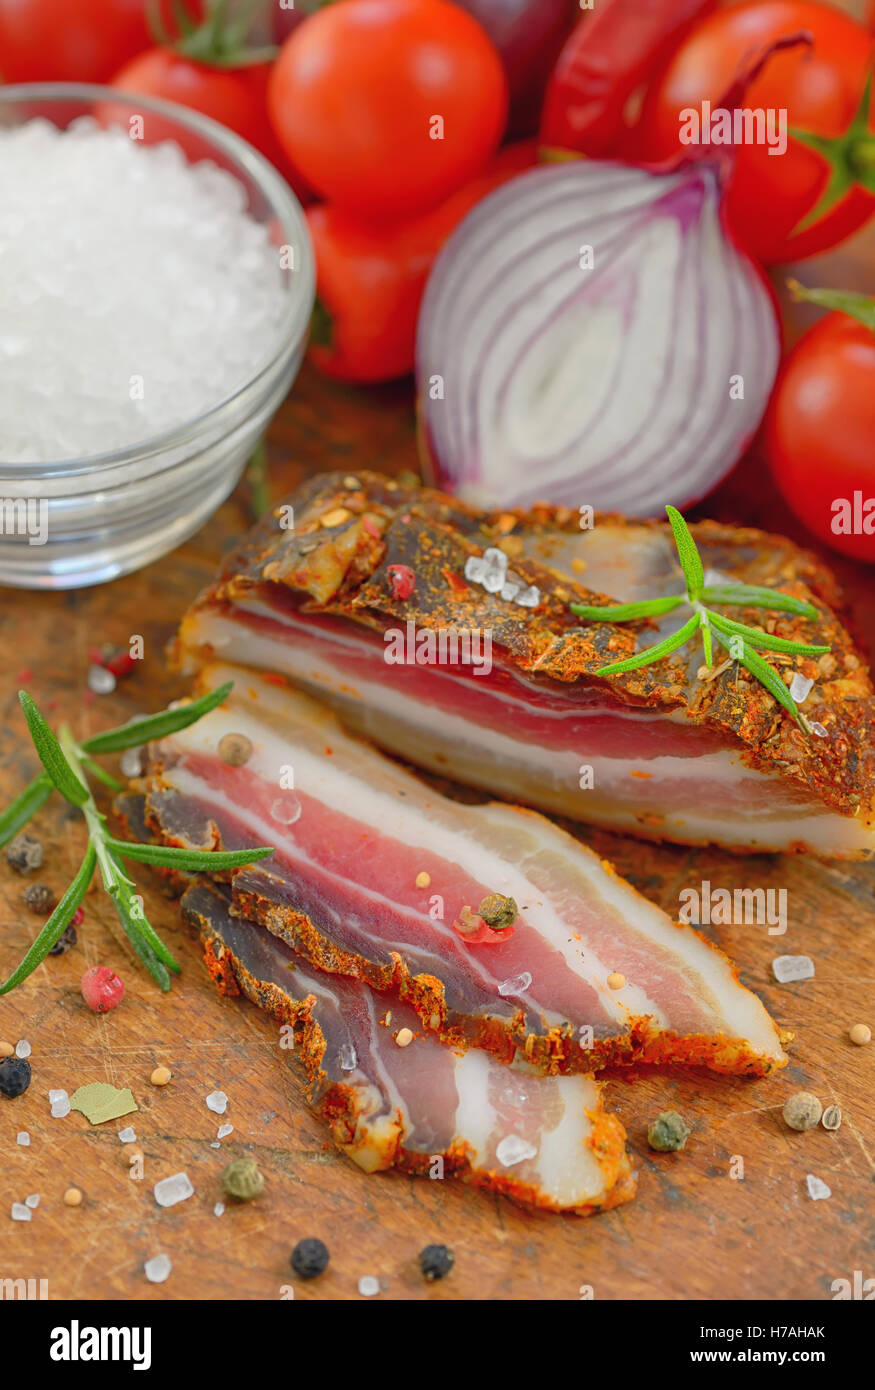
[106,651,138,679]
[540,0,715,158]
[387,564,416,601]
[441,566,468,594]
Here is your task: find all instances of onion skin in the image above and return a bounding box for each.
[415,156,780,516]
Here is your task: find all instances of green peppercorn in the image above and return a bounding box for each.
[647,1110,690,1152]
[477,893,518,932]
[221,1156,264,1201]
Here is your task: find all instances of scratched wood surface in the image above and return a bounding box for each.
[1,237,874,1302]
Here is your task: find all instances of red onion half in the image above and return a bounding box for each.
[415,158,780,515]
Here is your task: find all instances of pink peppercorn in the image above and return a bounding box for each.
[81,966,124,1013]
[387,564,416,601]
[72,907,84,926]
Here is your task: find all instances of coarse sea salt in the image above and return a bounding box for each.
[11,1203,31,1221]
[806,1174,831,1201]
[144,1254,173,1284]
[153,1172,194,1208]
[205,1090,228,1115]
[16,1131,30,1146]
[496,1134,538,1168]
[358,1276,381,1298]
[15,1039,31,1058]
[772,954,815,984]
[0,119,287,464]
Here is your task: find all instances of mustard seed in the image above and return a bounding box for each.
[150,1066,172,1086]
[607,971,626,990]
[63,1187,83,1207]
[849,1023,871,1046]
[395,1028,414,1048]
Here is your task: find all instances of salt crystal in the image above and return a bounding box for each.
[15,1039,31,1058]
[809,722,828,738]
[358,1275,381,1297]
[497,972,533,997]
[515,585,541,608]
[496,1134,538,1167]
[17,1131,29,1146]
[118,1127,137,1143]
[213,1202,225,1217]
[500,581,520,602]
[120,748,143,778]
[51,1097,71,1119]
[269,794,301,826]
[87,665,116,695]
[0,120,288,465]
[11,1203,31,1221]
[25,1194,40,1208]
[217,1123,233,1139]
[479,547,509,594]
[464,556,487,585]
[48,1088,67,1104]
[210,1142,220,1149]
[789,673,813,703]
[153,1172,194,1208]
[144,1254,172,1284]
[806,1174,831,1201]
[339,1042,357,1072]
[205,1090,228,1114]
[772,954,815,984]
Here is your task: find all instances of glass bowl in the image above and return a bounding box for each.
[0,83,315,589]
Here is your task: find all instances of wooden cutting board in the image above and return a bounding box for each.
[1,298,874,1304]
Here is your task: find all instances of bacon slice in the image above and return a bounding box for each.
[143,664,787,1076]
[182,878,635,1216]
[174,472,875,857]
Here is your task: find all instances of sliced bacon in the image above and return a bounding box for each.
[183,878,636,1216]
[144,664,788,1077]
[174,471,875,857]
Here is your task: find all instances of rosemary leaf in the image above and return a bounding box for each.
[700,613,714,667]
[83,757,124,792]
[708,610,830,656]
[110,897,172,992]
[106,837,274,872]
[666,505,705,600]
[106,856,181,975]
[701,583,819,620]
[19,692,89,806]
[0,772,53,848]
[570,595,685,622]
[81,681,234,755]
[0,844,96,995]
[596,612,702,675]
[712,629,804,726]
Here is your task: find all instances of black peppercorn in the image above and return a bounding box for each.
[23,883,55,915]
[48,923,78,956]
[291,1237,330,1279]
[0,1057,31,1098]
[6,833,43,874]
[419,1243,454,1281]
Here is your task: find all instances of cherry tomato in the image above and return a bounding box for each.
[307,141,536,383]
[110,49,313,200]
[638,1,875,265]
[269,0,508,219]
[0,0,200,83]
[766,308,875,562]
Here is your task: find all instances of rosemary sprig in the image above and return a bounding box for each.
[569,505,830,732]
[0,685,274,995]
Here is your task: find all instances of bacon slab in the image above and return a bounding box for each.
[183,878,635,1216]
[174,472,875,857]
[143,664,787,1076]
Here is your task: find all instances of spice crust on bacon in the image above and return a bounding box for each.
[173,471,875,857]
[186,878,636,1217]
[139,665,788,1079]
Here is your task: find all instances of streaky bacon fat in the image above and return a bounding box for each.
[184,878,635,1216]
[143,664,788,1077]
